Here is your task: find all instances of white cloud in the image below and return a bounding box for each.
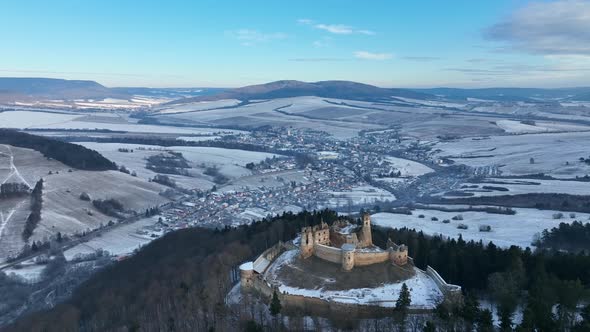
[227,29,287,46]
[298,19,375,35]
[485,0,590,55]
[354,51,393,61]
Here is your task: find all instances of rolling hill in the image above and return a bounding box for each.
[166,80,437,104]
[0,78,128,102]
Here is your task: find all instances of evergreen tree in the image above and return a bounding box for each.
[269,290,282,316]
[244,320,263,332]
[461,292,480,324]
[395,283,411,311]
[423,321,436,332]
[476,309,494,332]
[574,304,590,332]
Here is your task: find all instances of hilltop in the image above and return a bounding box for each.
[166,80,435,104]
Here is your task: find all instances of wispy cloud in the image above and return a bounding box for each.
[227,29,287,46]
[484,0,590,55]
[288,58,348,62]
[298,19,375,35]
[354,51,393,61]
[402,56,441,62]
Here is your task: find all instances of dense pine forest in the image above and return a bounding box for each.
[533,221,590,253]
[0,130,116,171]
[3,210,590,331]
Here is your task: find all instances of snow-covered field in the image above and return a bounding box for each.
[494,120,590,134]
[6,96,171,110]
[371,207,590,248]
[155,99,241,114]
[0,110,80,128]
[64,216,162,260]
[266,250,443,309]
[321,185,396,208]
[154,96,384,139]
[0,145,171,261]
[76,142,279,190]
[385,156,434,177]
[0,110,244,136]
[443,178,590,198]
[434,132,590,177]
[3,263,45,282]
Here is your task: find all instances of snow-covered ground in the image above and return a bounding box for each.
[64,216,162,260]
[75,142,279,189]
[371,207,590,248]
[0,110,80,128]
[266,250,443,309]
[3,263,45,282]
[385,156,434,177]
[443,178,590,198]
[321,185,396,208]
[434,131,590,177]
[154,96,383,139]
[0,110,244,135]
[494,120,590,134]
[155,99,241,114]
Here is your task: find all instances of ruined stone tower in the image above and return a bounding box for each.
[387,239,408,266]
[341,244,355,271]
[300,227,314,259]
[358,213,373,247]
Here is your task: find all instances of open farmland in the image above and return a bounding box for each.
[63,216,163,260]
[0,110,245,137]
[76,142,280,190]
[372,207,590,248]
[432,131,590,178]
[440,178,590,198]
[0,144,170,261]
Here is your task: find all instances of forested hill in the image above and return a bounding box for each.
[4,210,590,331]
[0,130,117,171]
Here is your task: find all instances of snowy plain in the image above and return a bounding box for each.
[371,207,590,248]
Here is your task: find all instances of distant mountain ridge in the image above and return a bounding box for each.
[2,77,590,105]
[0,77,126,101]
[166,80,436,104]
[0,78,224,104]
[412,87,590,102]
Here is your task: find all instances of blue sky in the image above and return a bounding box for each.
[1,0,589,88]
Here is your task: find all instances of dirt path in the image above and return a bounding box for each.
[0,199,26,240]
[0,145,32,188]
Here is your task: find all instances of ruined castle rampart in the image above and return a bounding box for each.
[313,243,342,264]
[353,251,390,266]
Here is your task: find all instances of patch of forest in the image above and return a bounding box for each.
[146,152,191,176]
[0,130,116,171]
[5,210,590,331]
[428,193,590,213]
[92,198,125,218]
[22,179,43,241]
[533,221,590,253]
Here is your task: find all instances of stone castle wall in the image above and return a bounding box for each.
[353,251,390,266]
[425,266,462,303]
[313,243,342,264]
[313,245,392,268]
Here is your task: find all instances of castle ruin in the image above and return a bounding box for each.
[299,213,408,271]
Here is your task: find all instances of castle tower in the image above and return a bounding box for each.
[341,244,355,271]
[389,243,408,266]
[239,261,255,290]
[359,213,373,247]
[300,227,314,259]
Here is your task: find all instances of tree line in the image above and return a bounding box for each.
[0,130,116,171]
[22,179,43,241]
